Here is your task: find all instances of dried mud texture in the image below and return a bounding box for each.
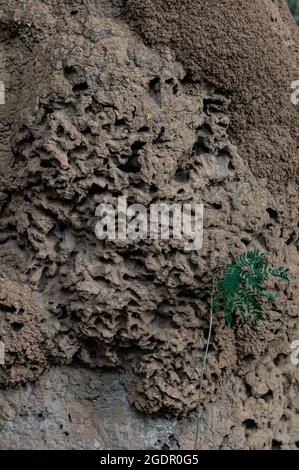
[0,366,298,450]
[124,0,299,189]
[0,0,298,449]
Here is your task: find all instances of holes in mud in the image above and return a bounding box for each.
[165,78,178,95]
[272,439,282,450]
[40,158,56,169]
[82,338,98,360]
[82,126,92,136]
[266,207,278,222]
[70,312,80,323]
[12,151,26,168]
[149,76,161,102]
[131,141,146,154]
[154,126,165,144]
[114,117,127,126]
[149,183,158,193]
[88,183,107,196]
[85,99,104,115]
[173,167,189,183]
[40,104,55,125]
[177,289,200,301]
[286,231,296,246]
[120,157,141,174]
[72,81,88,94]
[59,424,69,436]
[0,303,16,313]
[192,131,211,156]
[63,65,77,79]
[63,64,88,95]
[211,203,222,210]
[102,123,111,131]
[128,299,139,308]
[11,322,24,332]
[119,141,145,174]
[260,390,273,403]
[154,313,175,329]
[274,353,287,367]
[57,125,65,137]
[37,269,49,292]
[243,353,255,362]
[138,126,150,133]
[210,372,218,381]
[149,76,160,91]
[180,69,193,85]
[157,434,180,450]
[242,419,258,431]
[55,308,69,321]
[245,382,252,396]
[130,324,139,335]
[203,98,225,114]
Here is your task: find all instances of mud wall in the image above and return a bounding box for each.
[0,0,298,449]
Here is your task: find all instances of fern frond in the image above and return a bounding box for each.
[212,249,290,326]
[271,267,290,282]
[223,264,241,295]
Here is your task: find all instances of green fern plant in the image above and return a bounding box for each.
[194,250,290,449]
[194,249,290,449]
[211,249,290,326]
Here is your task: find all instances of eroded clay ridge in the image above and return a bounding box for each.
[0,0,298,442]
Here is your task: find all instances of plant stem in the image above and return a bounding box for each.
[193,277,214,450]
